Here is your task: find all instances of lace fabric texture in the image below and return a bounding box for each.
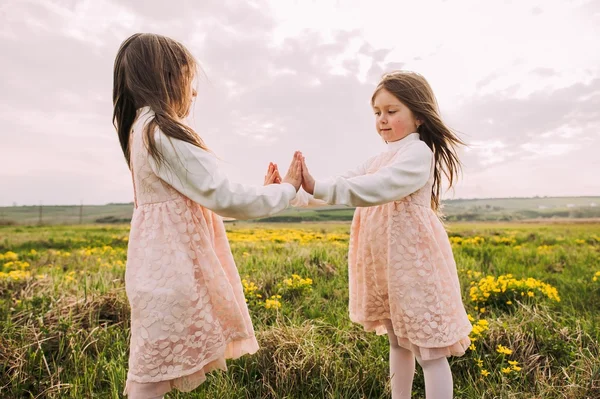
[348,149,472,360]
[123,122,258,395]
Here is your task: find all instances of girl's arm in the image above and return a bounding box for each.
[290,188,327,208]
[313,140,433,207]
[289,158,371,208]
[148,130,298,220]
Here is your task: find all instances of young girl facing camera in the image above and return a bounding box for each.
[294,71,472,399]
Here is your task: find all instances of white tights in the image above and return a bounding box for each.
[386,322,453,399]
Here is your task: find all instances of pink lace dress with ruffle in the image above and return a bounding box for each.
[314,133,472,360]
[123,107,296,397]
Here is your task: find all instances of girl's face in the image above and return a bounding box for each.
[190,74,198,102]
[372,88,420,142]
[181,73,197,118]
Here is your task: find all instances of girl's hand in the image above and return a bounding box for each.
[282,151,303,191]
[264,162,282,185]
[300,155,315,194]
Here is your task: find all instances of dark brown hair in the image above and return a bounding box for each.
[371,71,465,212]
[112,33,208,168]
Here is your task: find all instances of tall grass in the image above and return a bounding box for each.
[0,222,599,398]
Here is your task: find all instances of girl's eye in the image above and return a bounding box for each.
[388,110,396,114]
[374,112,381,116]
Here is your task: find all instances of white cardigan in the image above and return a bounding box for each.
[294,133,432,208]
[146,128,297,220]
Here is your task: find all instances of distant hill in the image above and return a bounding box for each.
[1,196,599,225]
[441,196,600,221]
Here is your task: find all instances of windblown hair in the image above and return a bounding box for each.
[112,33,207,168]
[372,71,465,212]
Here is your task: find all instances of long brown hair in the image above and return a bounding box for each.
[371,71,465,213]
[112,33,208,169]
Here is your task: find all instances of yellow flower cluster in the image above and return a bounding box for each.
[0,270,31,282]
[265,295,282,310]
[536,245,554,254]
[497,346,522,375]
[462,269,482,280]
[243,273,315,311]
[474,358,489,377]
[48,249,72,258]
[473,344,522,378]
[593,271,600,282]
[491,236,517,246]
[506,360,522,372]
[469,274,560,307]
[243,278,284,310]
[450,236,485,246]
[496,344,513,355]
[0,251,19,262]
[0,251,48,282]
[470,319,489,339]
[279,274,313,297]
[282,274,313,289]
[468,317,489,350]
[227,229,349,244]
[242,279,262,302]
[1,256,33,282]
[110,234,129,242]
[77,246,124,258]
[64,270,77,283]
[2,261,30,271]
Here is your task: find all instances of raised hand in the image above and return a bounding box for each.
[300,155,315,194]
[264,162,282,185]
[282,151,303,191]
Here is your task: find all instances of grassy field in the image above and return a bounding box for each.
[2,196,600,225]
[1,222,599,398]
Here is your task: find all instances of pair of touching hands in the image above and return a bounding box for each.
[263,151,315,194]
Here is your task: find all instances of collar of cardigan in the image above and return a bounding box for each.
[386,132,420,151]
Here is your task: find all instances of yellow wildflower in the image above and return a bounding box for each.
[2,251,19,261]
[496,345,513,355]
[265,296,282,310]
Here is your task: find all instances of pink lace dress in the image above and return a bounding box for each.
[124,107,296,397]
[314,133,472,360]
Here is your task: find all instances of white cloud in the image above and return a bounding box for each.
[0,0,599,205]
[520,142,581,158]
[468,140,512,166]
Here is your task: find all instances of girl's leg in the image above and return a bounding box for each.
[415,355,453,399]
[386,321,415,399]
[129,393,163,399]
[127,380,170,399]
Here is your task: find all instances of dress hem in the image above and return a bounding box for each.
[123,334,259,396]
[353,316,472,360]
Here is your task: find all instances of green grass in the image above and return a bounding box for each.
[1,222,599,398]
[2,196,600,225]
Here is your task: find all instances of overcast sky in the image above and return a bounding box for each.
[1,0,598,206]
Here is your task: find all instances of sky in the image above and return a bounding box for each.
[0,0,598,206]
